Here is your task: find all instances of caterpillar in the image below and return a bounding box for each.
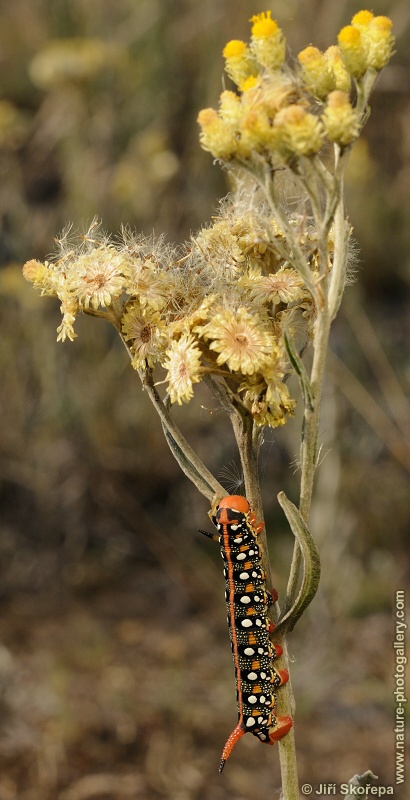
[199,494,292,772]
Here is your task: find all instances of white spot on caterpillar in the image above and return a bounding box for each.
[244,647,255,655]
[254,595,261,602]
[260,695,266,703]
[239,572,249,580]
[241,619,253,628]
[240,596,251,604]
[248,695,257,704]
[255,619,262,626]
[246,717,255,727]
[260,672,267,680]
[230,524,239,531]
[233,537,243,543]
[258,716,264,724]
[236,553,246,561]
[247,671,258,680]
[258,733,267,740]
[248,550,255,556]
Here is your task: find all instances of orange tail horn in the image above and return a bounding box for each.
[219,724,245,773]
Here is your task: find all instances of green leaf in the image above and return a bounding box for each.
[284,330,314,411]
[275,491,321,634]
[161,421,218,499]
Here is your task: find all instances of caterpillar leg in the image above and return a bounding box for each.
[254,714,293,746]
[268,714,293,743]
[274,668,290,686]
[267,596,285,661]
[219,723,245,773]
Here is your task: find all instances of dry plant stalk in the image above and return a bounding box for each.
[23,9,394,798]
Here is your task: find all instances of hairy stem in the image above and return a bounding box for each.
[140,369,224,500]
[117,331,224,500]
[285,176,347,611]
[230,410,300,799]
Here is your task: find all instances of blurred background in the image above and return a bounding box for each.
[0,0,409,798]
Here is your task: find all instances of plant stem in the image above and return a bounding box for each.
[277,177,348,796]
[286,182,347,609]
[285,290,331,619]
[230,410,300,799]
[299,306,331,520]
[277,688,300,800]
[117,330,224,500]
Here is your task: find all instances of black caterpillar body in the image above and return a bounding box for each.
[200,494,292,771]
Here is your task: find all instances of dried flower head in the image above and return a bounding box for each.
[70,246,125,310]
[22,259,57,296]
[245,266,306,306]
[121,302,164,368]
[56,294,79,342]
[198,307,276,376]
[123,257,168,311]
[162,334,203,405]
[240,361,296,428]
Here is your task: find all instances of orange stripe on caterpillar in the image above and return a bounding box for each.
[199,494,292,771]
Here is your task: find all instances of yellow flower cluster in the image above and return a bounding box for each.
[297,45,351,99]
[198,9,394,162]
[23,199,315,427]
[23,10,390,429]
[338,11,395,77]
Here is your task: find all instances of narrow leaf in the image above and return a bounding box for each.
[284,330,314,411]
[275,491,321,635]
[161,422,218,499]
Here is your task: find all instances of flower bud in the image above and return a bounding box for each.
[274,104,324,157]
[337,25,368,78]
[219,91,242,126]
[363,16,395,70]
[197,108,237,160]
[223,40,258,88]
[338,11,394,77]
[250,12,286,71]
[322,91,360,146]
[324,46,351,93]
[297,46,334,99]
[351,10,374,29]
